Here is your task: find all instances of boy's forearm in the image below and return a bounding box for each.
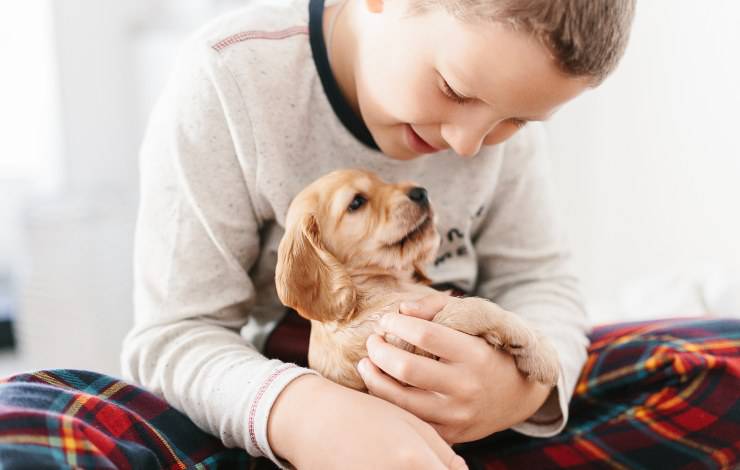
[122,319,318,467]
[267,374,335,462]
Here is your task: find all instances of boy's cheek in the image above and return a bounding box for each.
[483,124,522,146]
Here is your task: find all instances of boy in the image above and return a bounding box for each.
[124,0,633,468]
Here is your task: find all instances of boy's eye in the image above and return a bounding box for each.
[348,194,367,212]
[441,79,470,105]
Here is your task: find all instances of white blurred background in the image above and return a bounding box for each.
[1,1,739,377]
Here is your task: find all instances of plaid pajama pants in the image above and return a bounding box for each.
[1,317,738,469]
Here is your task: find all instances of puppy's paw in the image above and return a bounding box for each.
[511,336,560,387]
[431,297,560,386]
[483,320,559,387]
[483,315,537,354]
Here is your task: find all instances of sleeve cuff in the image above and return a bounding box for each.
[246,363,320,469]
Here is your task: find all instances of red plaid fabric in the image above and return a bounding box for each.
[0,369,256,469]
[266,313,740,470]
[1,317,738,469]
[458,317,740,470]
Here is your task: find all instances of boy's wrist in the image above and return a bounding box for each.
[266,373,336,462]
[520,381,553,422]
[485,356,556,435]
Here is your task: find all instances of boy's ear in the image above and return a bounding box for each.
[276,213,358,323]
[365,0,384,14]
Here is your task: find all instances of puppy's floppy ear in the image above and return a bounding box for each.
[276,213,358,323]
[413,261,433,285]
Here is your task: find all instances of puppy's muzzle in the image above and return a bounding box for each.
[407,186,429,209]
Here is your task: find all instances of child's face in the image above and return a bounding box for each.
[351,1,591,160]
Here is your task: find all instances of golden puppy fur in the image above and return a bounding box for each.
[276,169,559,391]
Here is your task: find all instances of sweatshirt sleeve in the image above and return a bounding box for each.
[473,123,590,437]
[120,41,317,468]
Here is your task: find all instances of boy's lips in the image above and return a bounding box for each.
[404,124,441,154]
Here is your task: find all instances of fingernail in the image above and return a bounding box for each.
[399,301,419,313]
[357,358,369,375]
[380,314,392,329]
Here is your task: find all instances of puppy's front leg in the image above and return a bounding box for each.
[432,297,560,386]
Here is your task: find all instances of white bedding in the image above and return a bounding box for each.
[585,267,740,326]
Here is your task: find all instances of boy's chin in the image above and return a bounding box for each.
[383,150,422,161]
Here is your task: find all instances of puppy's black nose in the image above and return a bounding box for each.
[408,187,428,207]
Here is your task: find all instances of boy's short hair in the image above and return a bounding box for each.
[410,0,637,85]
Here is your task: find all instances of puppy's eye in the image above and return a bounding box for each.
[348,194,367,212]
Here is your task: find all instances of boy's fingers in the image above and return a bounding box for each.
[357,356,446,422]
[399,292,450,320]
[365,334,455,393]
[379,313,471,363]
[410,415,468,470]
[449,455,469,470]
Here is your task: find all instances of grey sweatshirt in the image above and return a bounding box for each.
[122,0,590,467]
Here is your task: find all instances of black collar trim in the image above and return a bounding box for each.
[308,0,380,151]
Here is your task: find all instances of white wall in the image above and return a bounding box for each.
[2,1,740,376]
[0,2,61,274]
[545,1,740,319]
[2,0,245,376]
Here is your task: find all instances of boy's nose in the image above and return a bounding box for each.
[441,108,503,157]
[441,124,487,158]
[445,133,485,157]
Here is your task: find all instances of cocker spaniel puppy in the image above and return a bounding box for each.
[276,169,559,391]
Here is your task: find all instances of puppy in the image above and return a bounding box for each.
[275,169,559,391]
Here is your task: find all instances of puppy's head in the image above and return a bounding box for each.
[276,169,440,323]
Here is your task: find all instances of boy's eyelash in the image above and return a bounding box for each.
[441,80,470,105]
[440,78,528,129]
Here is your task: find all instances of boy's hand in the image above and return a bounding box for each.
[268,374,468,470]
[359,293,553,444]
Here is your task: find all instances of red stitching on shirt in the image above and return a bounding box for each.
[248,363,298,456]
[212,26,309,51]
